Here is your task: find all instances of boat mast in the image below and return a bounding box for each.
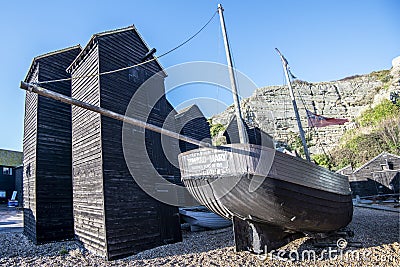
[275,48,311,162]
[218,4,248,144]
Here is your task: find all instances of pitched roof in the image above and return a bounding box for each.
[66,25,166,76]
[0,149,23,167]
[24,45,82,82]
[335,165,353,174]
[175,104,204,118]
[352,151,400,174]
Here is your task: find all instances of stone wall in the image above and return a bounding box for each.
[211,57,400,155]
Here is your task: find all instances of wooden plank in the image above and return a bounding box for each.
[23,46,81,243]
[70,27,182,260]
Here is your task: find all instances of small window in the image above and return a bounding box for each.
[3,167,12,175]
[381,162,395,170]
[388,162,394,170]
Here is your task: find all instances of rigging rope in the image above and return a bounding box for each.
[292,79,333,162]
[227,28,242,112]
[281,68,290,143]
[36,11,218,85]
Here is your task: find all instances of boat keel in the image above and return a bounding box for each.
[232,216,304,254]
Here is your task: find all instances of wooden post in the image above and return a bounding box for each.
[218,4,248,144]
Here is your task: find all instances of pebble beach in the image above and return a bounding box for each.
[0,207,399,267]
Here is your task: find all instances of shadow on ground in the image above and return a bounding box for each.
[0,204,23,233]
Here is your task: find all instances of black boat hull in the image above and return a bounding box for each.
[178,144,353,253]
[183,174,353,233]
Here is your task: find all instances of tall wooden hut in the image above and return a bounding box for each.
[66,26,181,260]
[23,46,82,243]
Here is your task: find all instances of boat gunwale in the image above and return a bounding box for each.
[178,143,346,179]
[178,143,351,196]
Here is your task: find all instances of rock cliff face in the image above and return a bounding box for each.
[211,57,400,154]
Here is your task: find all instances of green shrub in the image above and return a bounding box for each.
[357,99,400,127]
[331,115,400,168]
[370,69,392,83]
[209,123,226,138]
[59,247,68,255]
[287,132,313,159]
[312,154,332,169]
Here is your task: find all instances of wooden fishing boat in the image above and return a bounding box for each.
[178,143,353,252]
[177,4,353,253]
[19,3,353,255]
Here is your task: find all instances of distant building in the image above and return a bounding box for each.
[336,152,400,197]
[0,149,23,203]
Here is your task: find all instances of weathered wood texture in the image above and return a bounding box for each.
[223,115,274,148]
[15,166,23,205]
[69,26,181,260]
[175,105,211,153]
[346,152,400,197]
[179,143,353,248]
[22,46,82,243]
[23,63,38,240]
[70,42,106,256]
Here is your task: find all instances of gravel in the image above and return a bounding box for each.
[0,207,399,266]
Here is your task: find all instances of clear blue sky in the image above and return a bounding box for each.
[0,0,399,151]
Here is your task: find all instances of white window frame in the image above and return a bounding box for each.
[3,167,12,175]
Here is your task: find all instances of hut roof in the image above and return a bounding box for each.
[335,165,353,174]
[66,25,166,76]
[0,149,23,167]
[223,115,274,148]
[175,104,204,119]
[352,151,400,174]
[24,45,82,82]
[225,115,273,137]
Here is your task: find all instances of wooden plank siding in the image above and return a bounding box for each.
[23,63,39,240]
[15,166,23,205]
[174,105,211,154]
[224,115,275,148]
[23,46,82,243]
[68,26,181,260]
[70,43,107,256]
[347,152,400,197]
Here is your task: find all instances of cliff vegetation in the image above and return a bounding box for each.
[314,99,400,169]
